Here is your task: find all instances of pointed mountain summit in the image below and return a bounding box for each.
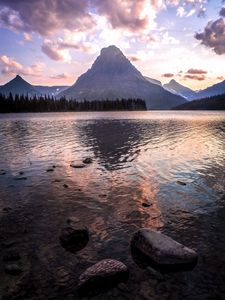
[163,79,197,101]
[0,75,40,96]
[60,45,186,109]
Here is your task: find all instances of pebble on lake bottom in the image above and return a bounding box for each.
[83,157,93,164]
[4,264,22,275]
[59,222,89,253]
[142,202,152,207]
[177,180,187,186]
[70,164,86,168]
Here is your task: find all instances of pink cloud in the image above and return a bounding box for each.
[0,55,44,76]
[184,74,206,81]
[162,73,174,78]
[187,68,207,74]
[94,0,154,32]
[50,73,71,79]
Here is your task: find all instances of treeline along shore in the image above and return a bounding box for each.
[0,93,147,113]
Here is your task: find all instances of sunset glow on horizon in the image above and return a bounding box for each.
[0,0,225,90]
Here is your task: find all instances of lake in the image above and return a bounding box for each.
[0,111,224,299]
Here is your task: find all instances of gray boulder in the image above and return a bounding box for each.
[131,229,197,266]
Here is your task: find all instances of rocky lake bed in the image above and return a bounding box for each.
[0,111,225,299]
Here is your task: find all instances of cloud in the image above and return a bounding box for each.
[186,8,196,17]
[23,32,32,41]
[93,0,158,32]
[41,31,98,62]
[0,0,94,36]
[128,56,141,62]
[187,68,207,74]
[41,40,71,62]
[184,74,206,80]
[177,7,186,17]
[162,73,174,78]
[0,55,44,76]
[50,73,70,79]
[220,7,225,17]
[195,18,225,55]
[57,30,98,53]
[180,67,208,80]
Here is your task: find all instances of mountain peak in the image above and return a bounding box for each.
[169,79,176,84]
[100,45,123,56]
[0,74,40,96]
[76,45,142,79]
[60,45,186,109]
[14,74,25,82]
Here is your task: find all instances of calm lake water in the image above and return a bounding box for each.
[0,111,225,300]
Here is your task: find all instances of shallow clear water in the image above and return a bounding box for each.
[0,111,225,299]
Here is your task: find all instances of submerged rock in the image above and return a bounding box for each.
[59,222,89,253]
[78,259,128,294]
[3,251,21,262]
[142,202,152,208]
[70,163,86,169]
[2,239,17,248]
[131,229,197,267]
[46,168,54,172]
[4,264,22,275]
[63,184,69,188]
[177,180,187,186]
[14,177,27,180]
[83,157,93,164]
[3,207,12,212]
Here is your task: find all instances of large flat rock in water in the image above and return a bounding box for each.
[131,229,197,266]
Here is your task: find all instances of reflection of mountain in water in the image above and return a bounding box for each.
[77,120,147,170]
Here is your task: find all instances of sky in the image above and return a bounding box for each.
[0,0,225,90]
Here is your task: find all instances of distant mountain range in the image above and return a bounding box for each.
[194,80,225,99]
[34,85,69,96]
[173,93,225,110]
[163,79,197,100]
[0,75,68,97]
[0,45,224,110]
[163,78,225,101]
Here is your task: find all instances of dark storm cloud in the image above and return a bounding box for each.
[195,18,225,55]
[220,7,225,17]
[0,0,94,36]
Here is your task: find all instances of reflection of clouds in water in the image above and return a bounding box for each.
[0,111,225,299]
[0,111,224,225]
